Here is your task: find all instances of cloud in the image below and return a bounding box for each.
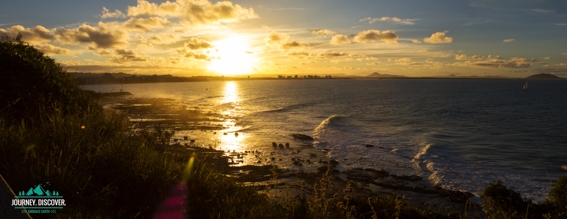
[424,32,452,44]
[557,63,567,67]
[33,44,72,55]
[265,31,290,46]
[184,37,212,50]
[455,54,468,60]
[330,34,351,44]
[179,0,258,25]
[56,22,128,49]
[101,7,126,18]
[110,48,147,63]
[184,52,211,61]
[543,57,550,60]
[563,52,567,56]
[126,0,258,25]
[147,33,179,44]
[288,52,311,56]
[359,17,416,25]
[531,9,555,13]
[318,51,349,58]
[503,38,515,43]
[127,0,180,17]
[124,17,171,31]
[455,55,531,68]
[0,25,55,43]
[412,39,422,44]
[311,29,336,37]
[353,30,398,44]
[282,41,309,50]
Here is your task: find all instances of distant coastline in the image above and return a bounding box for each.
[69,72,563,85]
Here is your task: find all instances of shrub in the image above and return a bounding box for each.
[545,175,567,217]
[0,34,97,125]
[481,180,533,218]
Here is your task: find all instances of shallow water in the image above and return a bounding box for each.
[83,78,567,202]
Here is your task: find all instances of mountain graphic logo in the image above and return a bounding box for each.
[17,182,60,197]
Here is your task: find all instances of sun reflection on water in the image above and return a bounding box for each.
[218,81,245,154]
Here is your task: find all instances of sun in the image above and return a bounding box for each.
[208,35,258,75]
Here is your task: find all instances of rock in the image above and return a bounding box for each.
[272,142,277,147]
[278,143,284,148]
[291,134,314,141]
[392,175,422,181]
[365,144,374,147]
[329,160,339,167]
[285,143,290,148]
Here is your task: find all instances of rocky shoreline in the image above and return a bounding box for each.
[103,96,483,214]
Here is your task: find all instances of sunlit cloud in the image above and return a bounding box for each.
[184,37,213,50]
[184,52,211,61]
[503,38,515,43]
[126,0,258,25]
[282,41,309,50]
[127,0,179,17]
[56,22,128,49]
[123,17,171,32]
[101,7,126,19]
[353,29,398,44]
[359,17,416,25]
[0,25,55,43]
[110,48,147,63]
[287,52,311,57]
[311,29,336,37]
[147,33,179,44]
[34,43,72,55]
[412,39,422,44]
[265,31,290,47]
[424,31,452,44]
[330,34,351,44]
[454,54,532,68]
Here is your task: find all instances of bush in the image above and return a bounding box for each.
[481,180,534,218]
[545,175,567,217]
[0,34,97,125]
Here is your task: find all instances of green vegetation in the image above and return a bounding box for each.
[2,36,567,218]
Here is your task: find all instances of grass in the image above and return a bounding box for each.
[2,35,567,218]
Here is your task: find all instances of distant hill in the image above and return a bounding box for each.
[526,73,562,79]
[367,72,405,78]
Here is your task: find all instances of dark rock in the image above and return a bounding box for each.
[272,142,277,147]
[291,134,314,141]
[329,160,339,167]
[278,143,284,148]
[285,143,290,148]
[365,144,374,147]
[392,175,422,181]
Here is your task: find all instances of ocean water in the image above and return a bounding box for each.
[82,79,567,202]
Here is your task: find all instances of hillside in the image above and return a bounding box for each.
[526,73,562,79]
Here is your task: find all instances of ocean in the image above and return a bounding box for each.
[82,78,567,203]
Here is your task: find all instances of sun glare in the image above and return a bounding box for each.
[208,35,258,75]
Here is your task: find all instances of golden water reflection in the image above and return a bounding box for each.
[218,81,245,154]
[221,81,239,105]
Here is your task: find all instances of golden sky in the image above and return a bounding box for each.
[1,0,566,77]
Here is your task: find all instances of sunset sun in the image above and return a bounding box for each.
[208,35,257,75]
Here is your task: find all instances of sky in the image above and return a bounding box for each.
[1,0,566,77]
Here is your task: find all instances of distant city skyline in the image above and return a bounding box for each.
[1,0,566,77]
